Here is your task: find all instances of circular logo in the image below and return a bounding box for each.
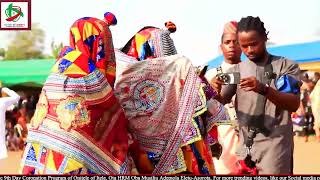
[133,79,164,113]
[5,3,24,22]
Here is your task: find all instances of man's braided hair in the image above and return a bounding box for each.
[237,16,269,39]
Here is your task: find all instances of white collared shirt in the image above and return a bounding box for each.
[205,61,238,121]
[0,87,20,159]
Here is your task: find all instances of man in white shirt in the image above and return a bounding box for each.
[205,21,242,174]
[0,87,20,159]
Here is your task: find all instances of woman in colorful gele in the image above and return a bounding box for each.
[20,13,136,174]
[114,22,226,174]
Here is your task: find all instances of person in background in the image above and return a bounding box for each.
[205,21,242,174]
[26,95,38,121]
[17,102,28,136]
[7,127,20,151]
[14,102,28,149]
[310,78,320,142]
[0,86,20,159]
[300,73,314,142]
[313,72,319,84]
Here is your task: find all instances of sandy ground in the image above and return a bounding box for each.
[0,136,319,174]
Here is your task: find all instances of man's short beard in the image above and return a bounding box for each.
[249,57,259,62]
[249,55,264,62]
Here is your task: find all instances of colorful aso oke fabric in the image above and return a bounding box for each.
[20,17,134,174]
[115,53,208,174]
[115,50,226,174]
[57,16,117,86]
[121,26,177,61]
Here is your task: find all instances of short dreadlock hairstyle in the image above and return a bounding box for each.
[237,16,269,39]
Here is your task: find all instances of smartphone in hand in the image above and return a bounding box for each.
[216,72,240,85]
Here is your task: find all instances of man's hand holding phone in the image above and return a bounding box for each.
[240,76,267,95]
[210,72,241,93]
[210,77,224,93]
[216,72,241,85]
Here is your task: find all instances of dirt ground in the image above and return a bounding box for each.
[0,136,319,174]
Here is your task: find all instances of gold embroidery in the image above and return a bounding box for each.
[31,91,48,129]
[56,96,90,130]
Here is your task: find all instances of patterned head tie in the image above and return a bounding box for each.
[53,16,116,85]
[121,21,177,61]
[104,12,117,26]
[223,21,238,34]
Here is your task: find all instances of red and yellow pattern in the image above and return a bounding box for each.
[21,143,96,174]
[52,17,116,86]
[21,17,132,174]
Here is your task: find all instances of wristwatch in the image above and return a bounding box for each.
[259,83,270,96]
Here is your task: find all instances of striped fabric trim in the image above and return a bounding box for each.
[132,133,168,153]
[153,67,200,174]
[27,125,126,174]
[181,118,202,146]
[206,98,229,128]
[45,70,108,92]
[193,83,208,117]
[43,69,113,105]
[159,31,177,57]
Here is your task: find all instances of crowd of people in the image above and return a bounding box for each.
[292,72,320,142]
[0,13,319,175]
[1,89,37,153]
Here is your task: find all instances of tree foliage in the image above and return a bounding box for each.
[51,41,63,59]
[0,48,5,58]
[5,23,45,60]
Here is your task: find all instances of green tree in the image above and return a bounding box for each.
[5,23,45,60]
[0,48,5,58]
[51,41,63,59]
